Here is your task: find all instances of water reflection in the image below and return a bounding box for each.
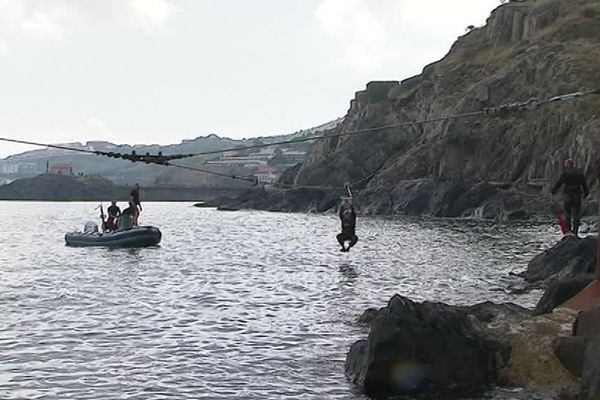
[339,264,359,287]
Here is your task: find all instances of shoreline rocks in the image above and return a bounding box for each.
[519,235,597,315]
[346,235,599,399]
[345,295,579,398]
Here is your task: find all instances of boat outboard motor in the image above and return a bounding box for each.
[117,214,133,230]
[84,221,99,233]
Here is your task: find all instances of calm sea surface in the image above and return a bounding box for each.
[0,202,562,400]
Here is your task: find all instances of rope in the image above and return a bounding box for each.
[0,137,99,155]
[2,87,599,185]
[165,162,258,184]
[268,87,600,192]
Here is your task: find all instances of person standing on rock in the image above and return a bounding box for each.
[551,159,589,236]
[129,183,142,226]
[337,196,358,252]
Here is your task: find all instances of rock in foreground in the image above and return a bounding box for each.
[521,235,598,315]
[346,295,577,398]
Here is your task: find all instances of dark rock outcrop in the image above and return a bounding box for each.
[524,236,597,285]
[581,340,600,400]
[555,306,600,400]
[522,235,598,314]
[534,275,595,315]
[348,295,579,398]
[345,295,515,398]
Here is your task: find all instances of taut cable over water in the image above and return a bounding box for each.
[1,87,599,189]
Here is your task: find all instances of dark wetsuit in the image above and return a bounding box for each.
[106,205,121,230]
[130,188,140,208]
[551,167,589,235]
[129,187,141,223]
[337,206,358,251]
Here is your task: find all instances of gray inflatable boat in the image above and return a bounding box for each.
[66,212,161,248]
[65,225,162,248]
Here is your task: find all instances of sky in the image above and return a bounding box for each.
[0,0,501,158]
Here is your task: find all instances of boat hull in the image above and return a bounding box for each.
[65,226,162,248]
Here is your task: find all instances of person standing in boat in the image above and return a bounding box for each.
[129,183,142,226]
[551,158,589,236]
[106,200,121,231]
[337,196,358,252]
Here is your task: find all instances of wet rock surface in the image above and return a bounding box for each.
[517,235,598,315]
[523,236,597,286]
[345,295,512,398]
[347,295,580,398]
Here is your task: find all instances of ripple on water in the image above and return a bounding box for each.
[0,202,561,399]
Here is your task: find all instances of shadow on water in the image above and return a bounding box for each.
[339,264,359,287]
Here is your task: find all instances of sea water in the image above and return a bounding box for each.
[0,202,561,399]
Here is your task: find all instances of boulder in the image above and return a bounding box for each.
[534,276,595,315]
[581,340,600,400]
[554,336,587,377]
[345,295,511,398]
[347,295,580,398]
[522,236,596,285]
[554,305,600,399]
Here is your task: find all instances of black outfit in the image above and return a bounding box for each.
[129,187,141,219]
[130,188,140,206]
[337,205,358,251]
[107,205,121,217]
[106,205,121,231]
[551,167,589,235]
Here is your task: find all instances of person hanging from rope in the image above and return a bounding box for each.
[551,158,589,236]
[106,200,121,231]
[129,183,143,226]
[337,185,358,252]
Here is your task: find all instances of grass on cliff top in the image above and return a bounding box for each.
[582,3,600,20]
[450,0,600,67]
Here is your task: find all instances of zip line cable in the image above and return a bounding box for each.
[164,162,258,183]
[0,137,99,155]
[1,87,599,185]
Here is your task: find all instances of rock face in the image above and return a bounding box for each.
[518,235,598,315]
[246,0,600,217]
[345,295,511,398]
[345,294,580,398]
[554,305,600,400]
[524,236,597,285]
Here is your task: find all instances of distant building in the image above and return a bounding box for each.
[280,151,305,164]
[17,162,40,174]
[206,155,269,167]
[0,164,18,174]
[49,162,73,175]
[255,166,278,184]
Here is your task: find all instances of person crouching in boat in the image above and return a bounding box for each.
[117,206,134,230]
[337,196,358,252]
[106,201,121,231]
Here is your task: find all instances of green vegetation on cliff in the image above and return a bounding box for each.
[281,0,600,218]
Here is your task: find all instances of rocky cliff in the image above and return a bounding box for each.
[248,0,600,218]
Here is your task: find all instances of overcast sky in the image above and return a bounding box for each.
[0,0,501,158]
